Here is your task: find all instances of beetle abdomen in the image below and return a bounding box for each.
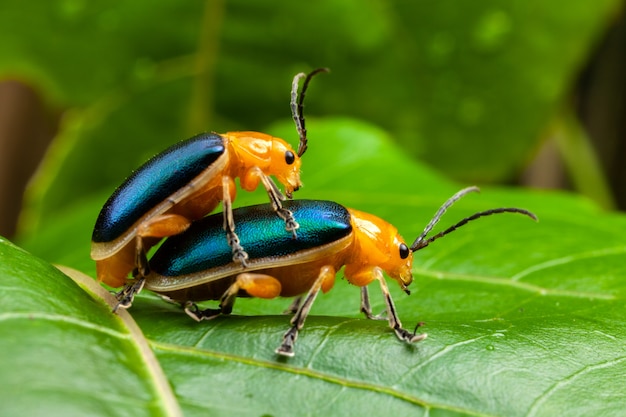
[150,200,352,276]
[92,133,225,243]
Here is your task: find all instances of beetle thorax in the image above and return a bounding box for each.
[225,132,274,173]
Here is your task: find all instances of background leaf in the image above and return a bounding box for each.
[1,0,619,234]
[8,119,626,416]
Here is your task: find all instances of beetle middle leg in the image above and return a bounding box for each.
[221,176,249,266]
[276,265,336,357]
[359,286,387,321]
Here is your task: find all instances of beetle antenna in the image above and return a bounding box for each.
[410,188,537,252]
[291,67,329,157]
[412,186,480,246]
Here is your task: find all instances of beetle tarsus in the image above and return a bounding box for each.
[362,309,387,321]
[275,328,297,357]
[279,208,299,239]
[113,276,145,312]
[227,231,249,267]
[184,301,222,321]
[394,325,428,344]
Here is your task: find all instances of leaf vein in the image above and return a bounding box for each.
[152,342,497,417]
[526,356,626,417]
[394,335,490,387]
[416,268,615,300]
[0,312,130,339]
[510,246,626,282]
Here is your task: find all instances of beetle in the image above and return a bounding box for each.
[91,68,328,308]
[138,186,536,356]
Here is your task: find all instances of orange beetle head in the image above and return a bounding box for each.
[227,132,303,197]
[268,136,302,198]
[348,209,414,292]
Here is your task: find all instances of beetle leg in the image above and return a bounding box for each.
[373,268,427,344]
[134,236,150,277]
[185,274,282,321]
[283,296,302,314]
[276,265,336,357]
[184,301,221,321]
[134,213,194,277]
[221,176,249,266]
[359,286,387,320]
[258,171,299,238]
[220,273,283,314]
[113,276,145,312]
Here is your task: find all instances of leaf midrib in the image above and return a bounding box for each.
[152,341,498,417]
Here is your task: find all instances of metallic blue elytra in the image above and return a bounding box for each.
[150,200,352,277]
[92,133,225,243]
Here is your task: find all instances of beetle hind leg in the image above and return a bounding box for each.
[184,301,222,321]
[134,237,150,278]
[184,273,282,321]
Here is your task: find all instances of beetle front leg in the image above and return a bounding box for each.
[276,265,336,357]
[222,176,249,266]
[373,268,427,344]
[254,168,299,238]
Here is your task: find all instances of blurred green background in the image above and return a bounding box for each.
[0,0,624,240]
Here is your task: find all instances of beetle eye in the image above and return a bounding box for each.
[285,150,295,165]
[399,243,410,259]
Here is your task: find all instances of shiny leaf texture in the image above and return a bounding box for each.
[9,119,626,416]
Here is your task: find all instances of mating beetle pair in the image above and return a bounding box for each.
[91,69,328,307]
[92,69,536,356]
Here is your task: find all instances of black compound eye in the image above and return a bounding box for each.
[399,243,410,259]
[285,150,295,165]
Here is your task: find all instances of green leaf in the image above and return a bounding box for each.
[0,240,181,417]
[11,119,626,416]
